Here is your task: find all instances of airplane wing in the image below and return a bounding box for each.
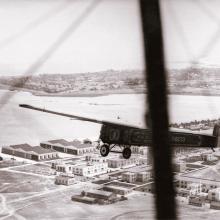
[19,104,139,129]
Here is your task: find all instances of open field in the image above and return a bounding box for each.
[0,170,57,193]
[1,172,220,220]
[0,169,152,220]
[11,163,56,177]
[0,160,27,169]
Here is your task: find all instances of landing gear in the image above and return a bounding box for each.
[100,144,110,157]
[122,147,131,159]
[99,143,131,159]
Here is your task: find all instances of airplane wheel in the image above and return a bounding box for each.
[122,147,131,159]
[100,144,109,157]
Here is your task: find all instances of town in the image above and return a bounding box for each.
[1,131,220,210]
[2,66,220,97]
[0,138,148,208]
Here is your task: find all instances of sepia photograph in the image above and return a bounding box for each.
[1,0,220,219]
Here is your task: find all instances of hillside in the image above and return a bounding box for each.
[0,67,220,96]
[0,70,146,96]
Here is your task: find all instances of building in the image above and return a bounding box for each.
[55,163,73,173]
[122,172,137,183]
[103,185,132,195]
[138,157,148,165]
[107,156,138,168]
[176,188,191,197]
[71,162,108,177]
[185,155,202,163]
[53,160,108,177]
[177,183,202,197]
[85,189,116,200]
[188,196,206,207]
[201,153,217,162]
[176,175,220,193]
[71,195,96,204]
[71,189,118,205]
[86,155,107,163]
[137,171,151,182]
[210,201,220,209]
[187,183,202,195]
[131,146,148,155]
[55,174,75,185]
[40,139,96,155]
[1,144,58,161]
[208,188,220,201]
[173,162,186,173]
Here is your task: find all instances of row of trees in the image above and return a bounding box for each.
[170,119,220,129]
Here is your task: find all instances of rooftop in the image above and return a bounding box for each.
[56,175,74,179]
[122,172,136,176]
[8,144,56,155]
[74,163,95,169]
[72,195,96,202]
[32,146,57,154]
[45,139,93,149]
[107,156,136,162]
[10,143,31,150]
[104,185,131,191]
[86,189,113,197]
[47,139,72,146]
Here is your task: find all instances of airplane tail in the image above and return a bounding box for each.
[213,123,220,148]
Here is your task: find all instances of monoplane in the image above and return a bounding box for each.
[19,104,220,159]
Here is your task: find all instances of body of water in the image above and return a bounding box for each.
[0,90,220,146]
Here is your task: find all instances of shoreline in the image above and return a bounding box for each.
[1,85,220,97]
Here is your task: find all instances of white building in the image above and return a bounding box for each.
[131,146,148,155]
[55,174,75,185]
[201,153,217,162]
[137,171,151,182]
[86,155,107,163]
[72,162,108,177]
[107,156,138,168]
[173,162,187,173]
[187,183,202,195]
[55,163,73,173]
[176,176,220,193]
[54,161,108,177]
[122,172,137,183]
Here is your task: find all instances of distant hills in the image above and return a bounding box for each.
[0,67,220,96]
[168,67,220,96]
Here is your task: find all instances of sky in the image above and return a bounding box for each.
[161,0,220,69]
[0,0,144,75]
[1,0,220,76]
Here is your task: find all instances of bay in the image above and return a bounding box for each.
[1,90,220,146]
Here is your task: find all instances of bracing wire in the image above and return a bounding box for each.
[0,0,102,108]
[166,0,220,122]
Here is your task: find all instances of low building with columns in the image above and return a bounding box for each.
[40,139,96,155]
[1,143,58,161]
